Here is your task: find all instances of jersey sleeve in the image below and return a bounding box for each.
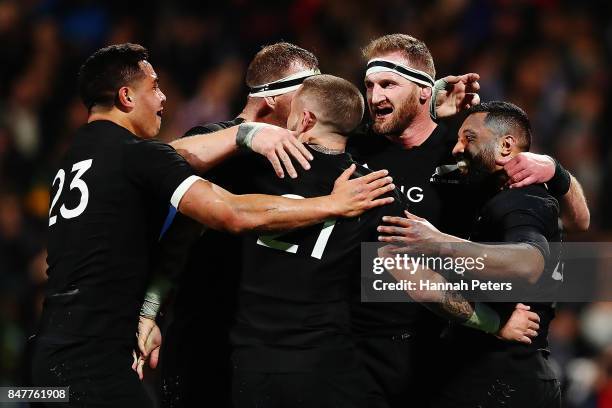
[125,139,200,208]
[183,123,226,137]
[503,225,550,260]
[183,118,244,138]
[487,190,559,261]
[182,119,252,192]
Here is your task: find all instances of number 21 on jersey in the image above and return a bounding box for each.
[256,194,336,260]
[49,159,93,226]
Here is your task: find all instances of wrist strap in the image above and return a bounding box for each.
[463,302,500,334]
[429,78,448,120]
[547,159,571,197]
[140,292,161,320]
[236,122,267,150]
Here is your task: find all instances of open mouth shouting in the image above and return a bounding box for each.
[373,105,393,121]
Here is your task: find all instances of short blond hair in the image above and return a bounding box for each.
[297,75,364,134]
[362,34,435,79]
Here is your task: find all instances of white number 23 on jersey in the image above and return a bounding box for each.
[49,159,93,226]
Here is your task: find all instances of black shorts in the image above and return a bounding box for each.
[431,349,561,408]
[231,369,387,408]
[28,334,153,408]
[160,317,233,408]
[354,333,441,408]
[231,349,388,408]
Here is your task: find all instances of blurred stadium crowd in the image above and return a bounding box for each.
[0,0,611,406]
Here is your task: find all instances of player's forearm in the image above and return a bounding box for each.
[384,262,499,332]
[560,175,590,232]
[400,265,474,322]
[179,180,339,234]
[225,193,338,234]
[416,289,500,334]
[170,126,239,173]
[440,235,545,284]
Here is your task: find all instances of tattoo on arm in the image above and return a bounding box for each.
[426,291,474,323]
[380,254,475,323]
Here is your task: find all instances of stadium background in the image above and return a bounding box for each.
[0,0,611,406]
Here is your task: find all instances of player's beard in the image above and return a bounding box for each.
[371,90,419,137]
[462,142,498,186]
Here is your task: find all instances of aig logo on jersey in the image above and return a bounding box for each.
[362,163,423,203]
[399,185,424,203]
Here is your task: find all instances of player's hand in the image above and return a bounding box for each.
[496,303,540,344]
[377,210,446,254]
[377,244,394,259]
[132,316,162,380]
[330,164,395,217]
[497,153,555,189]
[434,73,481,118]
[250,125,313,179]
[376,244,403,276]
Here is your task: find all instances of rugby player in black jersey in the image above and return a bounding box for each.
[229,74,397,408]
[155,43,324,408]
[379,101,563,407]
[28,43,397,408]
[230,76,540,408]
[145,42,487,407]
[345,34,589,408]
[136,37,587,406]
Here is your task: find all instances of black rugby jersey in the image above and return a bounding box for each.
[347,123,463,336]
[455,183,562,354]
[159,118,252,408]
[348,123,454,226]
[164,118,251,336]
[41,120,195,340]
[230,146,407,371]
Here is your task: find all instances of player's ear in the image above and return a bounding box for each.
[300,110,317,133]
[117,86,135,111]
[500,134,515,155]
[419,86,432,103]
[252,97,272,117]
[264,96,276,110]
